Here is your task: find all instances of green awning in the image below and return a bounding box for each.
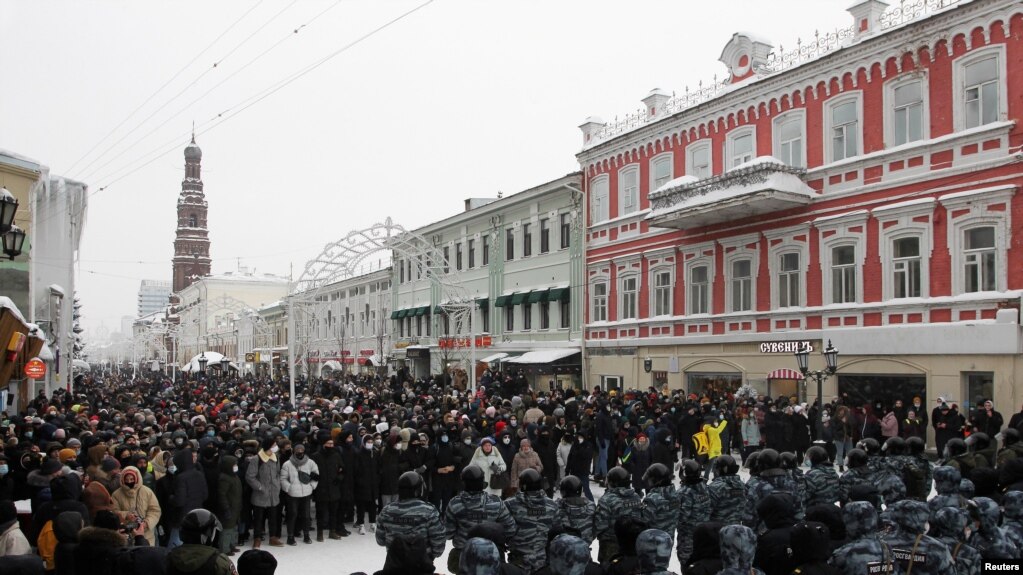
[395,309,407,318]
[476,298,489,310]
[415,306,429,316]
[547,287,570,302]
[389,310,401,319]
[510,292,528,305]
[494,295,510,307]
[433,305,446,314]
[527,289,549,303]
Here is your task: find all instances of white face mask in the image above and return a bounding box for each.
[233,466,239,473]
[463,439,472,446]
[502,437,511,445]
[270,445,279,454]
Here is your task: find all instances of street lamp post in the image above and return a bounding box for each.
[220,356,230,381]
[198,352,208,382]
[795,340,839,441]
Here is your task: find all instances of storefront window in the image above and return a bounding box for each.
[963,372,994,412]
[837,374,926,412]
[687,372,743,397]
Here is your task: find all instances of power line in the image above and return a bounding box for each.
[71,0,297,181]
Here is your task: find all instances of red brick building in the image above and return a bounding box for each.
[577,0,1023,414]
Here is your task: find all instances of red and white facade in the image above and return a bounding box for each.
[577,0,1023,412]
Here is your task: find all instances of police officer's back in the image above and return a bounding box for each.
[828,502,901,575]
[641,463,679,537]
[446,465,516,573]
[167,509,237,575]
[707,455,746,525]
[554,476,596,543]
[504,469,559,573]
[375,471,446,560]
[881,499,953,575]
[594,466,651,562]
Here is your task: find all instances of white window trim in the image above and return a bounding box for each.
[723,248,758,313]
[618,272,640,320]
[649,152,674,194]
[618,165,640,217]
[816,212,868,305]
[874,200,935,301]
[590,276,609,323]
[824,92,863,164]
[686,140,713,179]
[772,110,806,168]
[590,175,610,224]
[952,44,1007,132]
[765,227,810,309]
[648,265,674,318]
[683,257,714,316]
[941,187,1014,295]
[883,72,930,148]
[725,125,757,169]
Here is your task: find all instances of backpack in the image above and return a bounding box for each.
[902,460,927,501]
[37,519,57,570]
[691,431,710,457]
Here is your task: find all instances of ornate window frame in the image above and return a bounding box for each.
[686,140,713,179]
[765,226,810,309]
[590,174,610,224]
[618,164,640,217]
[650,152,674,192]
[680,242,715,316]
[884,72,929,148]
[772,110,806,168]
[720,233,760,313]
[824,91,863,164]
[815,210,868,305]
[953,44,1007,132]
[940,186,1015,295]
[725,125,757,169]
[873,199,935,301]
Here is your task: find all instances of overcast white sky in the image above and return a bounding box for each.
[0,0,852,335]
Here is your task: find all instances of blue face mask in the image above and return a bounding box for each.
[0,464,8,475]
[207,430,215,437]
[440,436,449,444]
[25,431,33,439]
[168,466,177,475]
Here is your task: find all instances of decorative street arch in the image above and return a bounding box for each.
[289,218,475,399]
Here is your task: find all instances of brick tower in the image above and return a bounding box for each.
[172,134,211,293]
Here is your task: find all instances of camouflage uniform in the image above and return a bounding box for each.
[828,501,902,575]
[881,499,954,575]
[837,464,874,505]
[743,469,800,532]
[504,490,560,573]
[1003,491,1023,551]
[547,534,591,575]
[555,496,596,544]
[675,480,711,566]
[803,462,840,506]
[790,466,808,507]
[446,490,517,573]
[927,466,969,522]
[707,474,746,525]
[931,506,983,575]
[594,486,652,562]
[967,496,1020,560]
[459,536,502,575]
[375,498,447,559]
[635,528,674,575]
[717,524,766,575]
[643,485,680,538]
[875,456,908,505]
[997,443,1023,468]
[911,452,934,496]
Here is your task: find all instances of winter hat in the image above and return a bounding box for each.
[53,428,66,441]
[0,500,18,525]
[237,549,278,575]
[547,534,590,575]
[261,436,277,452]
[100,457,121,474]
[480,437,495,446]
[40,458,63,476]
[58,449,77,463]
[485,406,496,418]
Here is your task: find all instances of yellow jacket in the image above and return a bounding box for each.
[703,419,728,458]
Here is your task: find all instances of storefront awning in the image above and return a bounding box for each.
[476,297,489,309]
[322,360,343,371]
[415,306,429,316]
[395,309,407,319]
[527,289,548,303]
[390,310,401,319]
[547,287,570,302]
[479,352,509,363]
[767,368,803,379]
[494,295,511,307]
[507,349,580,364]
[510,292,529,305]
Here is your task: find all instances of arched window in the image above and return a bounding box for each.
[188,214,198,227]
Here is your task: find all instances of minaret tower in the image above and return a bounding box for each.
[172,134,211,293]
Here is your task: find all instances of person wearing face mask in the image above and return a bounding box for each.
[280,442,318,545]
[351,435,378,535]
[111,466,161,546]
[0,454,14,503]
[508,439,543,498]
[469,438,507,498]
[377,436,403,516]
[495,431,518,498]
[215,454,242,556]
[453,429,476,491]
[428,429,459,514]
[245,437,282,548]
[167,447,208,549]
[566,429,595,502]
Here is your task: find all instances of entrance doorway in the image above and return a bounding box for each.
[687,372,743,398]
[837,374,926,412]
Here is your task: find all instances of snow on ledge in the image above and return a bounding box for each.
[653,175,699,194]
[939,184,1017,204]
[871,197,935,214]
[0,297,27,324]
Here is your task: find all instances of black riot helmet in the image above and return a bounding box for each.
[846,448,869,469]
[681,459,703,485]
[461,464,486,492]
[519,468,543,492]
[1004,428,1021,447]
[713,455,739,476]
[779,452,798,471]
[757,449,781,471]
[180,509,222,547]
[607,466,631,488]
[398,471,424,500]
[944,438,968,459]
[906,436,926,455]
[642,463,672,487]
[559,475,582,498]
[857,438,880,456]
[805,445,829,466]
[745,451,761,476]
[965,432,991,453]
[882,436,907,456]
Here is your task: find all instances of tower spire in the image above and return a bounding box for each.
[172,136,210,293]
[191,120,195,143]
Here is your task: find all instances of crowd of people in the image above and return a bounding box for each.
[0,368,1022,575]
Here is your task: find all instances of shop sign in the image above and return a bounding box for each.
[244,353,255,362]
[438,335,493,349]
[359,349,375,356]
[394,338,419,349]
[406,348,430,360]
[25,357,46,379]
[759,341,813,354]
[587,347,637,357]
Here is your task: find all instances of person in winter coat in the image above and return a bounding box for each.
[246,436,282,548]
[565,430,595,501]
[0,499,30,556]
[880,407,899,440]
[337,431,358,527]
[82,473,115,522]
[167,447,207,548]
[469,438,507,498]
[788,521,840,575]
[974,399,1004,437]
[933,402,964,457]
[428,429,460,514]
[624,434,653,494]
[280,441,318,545]
[508,439,542,495]
[790,407,811,461]
[377,435,402,511]
[533,428,559,499]
[110,466,161,546]
[901,410,926,440]
[753,493,799,575]
[352,435,379,535]
[683,521,724,575]
[740,411,761,460]
[495,431,518,497]
[28,473,90,545]
[718,524,766,575]
[649,428,676,474]
[216,455,242,556]
[555,434,572,485]
[53,510,83,575]
[310,437,345,541]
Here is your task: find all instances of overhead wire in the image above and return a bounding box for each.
[63,0,268,175]
[71,0,298,182]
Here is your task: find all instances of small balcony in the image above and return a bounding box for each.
[647,157,815,230]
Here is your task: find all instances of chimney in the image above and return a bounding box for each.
[848,0,889,40]
[579,116,606,146]
[642,88,671,119]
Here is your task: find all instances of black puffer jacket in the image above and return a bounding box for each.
[168,449,208,528]
[753,492,799,575]
[53,511,83,575]
[310,445,343,502]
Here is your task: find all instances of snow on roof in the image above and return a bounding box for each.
[813,209,869,224]
[0,148,43,173]
[0,297,27,324]
[939,184,1017,203]
[210,271,290,283]
[506,348,580,364]
[648,161,814,219]
[653,175,699,194]
[728,156,786,172]
[48,284,65,297]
